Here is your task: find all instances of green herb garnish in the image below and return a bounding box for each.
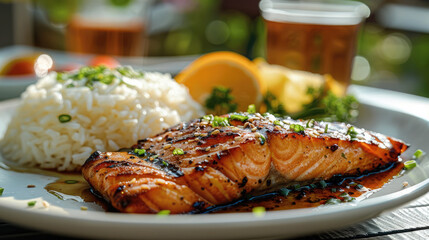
[292,91,359,123]
[134,148,146,156]
[325,198,341,205]
[0,187,4,196]
[157,209,170,216]
[116,66,144,78]
[339,192,349,198]
[258,134,266,145]
[204,86,237,115]
[263,91,287,116]
[173,148,185,155]
[65,180,78,184]
[319,180,327,189]
[324,124,329,133]
[27,201,37,207]
[229,114,248,122]
[413,149,424,159]
[56,66,145,90]
[212,116,230,127]
[279,188,291,196]
[247,104,256,114]
[290,124,305,133]
[273,120,282,126]
[306,119,315,128]
[404,160,417,170]
[341,153,347,159]
[58,114,72,123]
[202,115,214,122]
[252,206,266,217]
[293,184,301,190]
[347,126,357,140]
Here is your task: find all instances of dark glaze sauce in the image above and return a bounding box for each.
[205,162,404,213]
[2,161,405,214]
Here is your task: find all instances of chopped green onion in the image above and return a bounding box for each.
[404,160,417,170]
[293,183,301,190]
[306,119,315,128]
[339,192,349,198]
[413,149,424,159]
[134,148,146,156]
[27,200,37,207]
[0,187,4,196]
[325,198,341,205]
[212,116,230,127]
[65,180,78,184]
[247,104,256,114]
[258,134,266,145]
[310,183,317,189]
[319,180,327,189]
[202,115,214,122]
[157,210,170,216]
[290,124,305,133]
[324,124,329,133]
[355,184,364,190]
[252,206,266,217]
[273,120,282,126]
[173,148,184,155]
[347,126,357,140]
[279,188,290,196]
[58,114,72,123]
[331,188,337,193]
[229,114,248,122]
[341,153,347,159]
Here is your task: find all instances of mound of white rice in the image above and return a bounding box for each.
[0,67,203,171]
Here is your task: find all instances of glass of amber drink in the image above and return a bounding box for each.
[260,0,370,89]
[66,0,151,56]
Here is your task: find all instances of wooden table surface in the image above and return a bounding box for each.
[1,192,428,240]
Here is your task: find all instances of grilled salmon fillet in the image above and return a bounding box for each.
[82,113,408,214]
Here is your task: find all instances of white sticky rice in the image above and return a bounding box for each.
[0,68,203,171]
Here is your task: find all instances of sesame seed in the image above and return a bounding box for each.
[163,144,172,150]
[211,129,220,135]
[80,206,88,211]
[251,127,257,132]
[155,179,166,185]
[205,147,211,151]
[234,136,242,141]
[42,201,50,208]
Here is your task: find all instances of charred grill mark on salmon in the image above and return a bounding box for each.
[82,113,408,214]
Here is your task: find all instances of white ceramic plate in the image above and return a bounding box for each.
[0,86,429,240]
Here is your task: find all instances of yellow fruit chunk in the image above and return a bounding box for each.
[176,52,264,112]
[255,59,325,113]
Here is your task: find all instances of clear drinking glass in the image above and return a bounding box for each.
[260,0,370,89]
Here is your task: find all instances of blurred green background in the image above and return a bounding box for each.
[2,0,429,97]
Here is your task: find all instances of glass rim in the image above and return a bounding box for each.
[259,0,370,26]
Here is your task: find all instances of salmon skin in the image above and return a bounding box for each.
[82,112,408,214]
